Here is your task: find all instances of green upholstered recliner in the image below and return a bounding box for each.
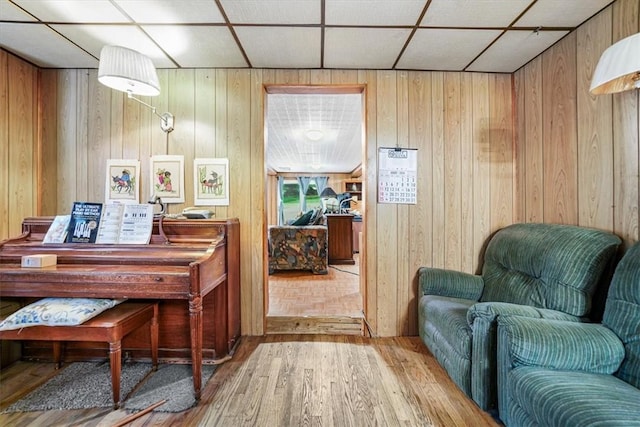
[497,240,640,427]
[417,223,621,413]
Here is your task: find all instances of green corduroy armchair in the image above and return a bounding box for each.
[497,240,640,427]
[417,223,621,413]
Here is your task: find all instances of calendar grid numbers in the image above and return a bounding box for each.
[377,148,418,205]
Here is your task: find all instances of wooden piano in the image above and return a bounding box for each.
[0,216,240,400]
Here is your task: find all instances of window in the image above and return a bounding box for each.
[281,178,322,224]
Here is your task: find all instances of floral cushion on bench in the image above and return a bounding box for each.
[0,297,124,331]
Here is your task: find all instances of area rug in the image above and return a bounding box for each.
[3,361,151,413]
[124,363,216,413]
[3,361,216,414]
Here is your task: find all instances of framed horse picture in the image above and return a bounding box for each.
[194,158,230,206]
[105,159,140,203]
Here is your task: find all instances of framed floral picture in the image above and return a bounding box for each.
[194,158,229,206]
[150,155,185,203]
[105,159,140,203]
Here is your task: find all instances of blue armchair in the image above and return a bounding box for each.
[418,223,621,412]
[497,241,640,426]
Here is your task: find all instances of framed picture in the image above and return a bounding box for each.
[150,155,185,203]
[194,158,230,206]
[105,159,140,203]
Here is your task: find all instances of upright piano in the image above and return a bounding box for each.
[0,216,240,400]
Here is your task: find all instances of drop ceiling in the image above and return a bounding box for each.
[0,0,615,173]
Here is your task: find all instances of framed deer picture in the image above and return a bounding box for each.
[194,158,229,206]
[105,159,140,203]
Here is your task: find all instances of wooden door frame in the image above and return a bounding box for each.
[262,84,368,327]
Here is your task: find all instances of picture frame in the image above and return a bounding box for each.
[150,155,185,203]
[194,158,230,206]
[105,159,140,203]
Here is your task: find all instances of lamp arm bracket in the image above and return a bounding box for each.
[127,92,174,133]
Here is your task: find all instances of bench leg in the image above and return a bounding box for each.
[109,340,122,409]
[151,303,159,370]
[52,342,62,369]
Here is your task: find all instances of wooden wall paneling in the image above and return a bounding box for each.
[332,70,359,85]
[612,0,639,246]
[309,69,332,85]
[215,69,229,220]
[226,70,255,334]
[375,70,399,336]
[577,9,614,230]
[407,71,433,336]
[250,69,266,335]
[460,73,475,272]
[195,69,216,159]
[7,55,35,236]
[170,69,196,210]
[396,71,411,335]
[471,73,490,273]
[87,69,112,203]
[75,71,89,201]
[431,72,445,269]
[488,74,514,230]
[36,70,56,215]
[0,50,8,240]
[542,33,578,225]
[57,70,78,210]
[513,68,525,223]
[274,69,299,85]
[443,72,462,270]
[523,56,544,223]
[359,69,378,334]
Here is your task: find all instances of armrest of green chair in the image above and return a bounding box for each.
[467,302,583,409]
[418,267,484,301]
[496,315,625,425]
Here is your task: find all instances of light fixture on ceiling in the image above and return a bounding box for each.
[98,45,174,133]
[590,32,640,95]
[305,129,324,141]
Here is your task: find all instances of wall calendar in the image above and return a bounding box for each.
[377,147,418,204]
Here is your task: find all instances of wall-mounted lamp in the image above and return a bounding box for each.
[590,32,640,95]
[98,45,174,132]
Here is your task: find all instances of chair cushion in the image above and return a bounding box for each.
[510,366,640,427]
[0,298,124,331]
[480,223,620,317]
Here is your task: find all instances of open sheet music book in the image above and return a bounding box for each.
[95,203,154,244]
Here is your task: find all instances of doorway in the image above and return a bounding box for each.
[264,85,367,335]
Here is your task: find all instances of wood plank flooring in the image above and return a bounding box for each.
[0,335,500,427]
[267,255,364,334]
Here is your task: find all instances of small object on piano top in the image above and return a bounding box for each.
[21,254,57,268]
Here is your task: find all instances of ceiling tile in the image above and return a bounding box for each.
[326,0,426,26]
[421,0,531,27]
[235,27,320,68]
[221,0,320,24]
[11,0,129,23]
[143,25,247,68]
[0,22,98,67]
[466,30,569,72]
[324,28,411,69]
[51,24,176,68]
[516,0,613,27]
[0,1,37,21]
[397,29,501,71]
[114,0,225,23]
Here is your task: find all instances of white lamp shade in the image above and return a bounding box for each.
[590,32,640,95]
[98,46,160,97]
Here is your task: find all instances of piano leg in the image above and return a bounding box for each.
[189,295,203,400]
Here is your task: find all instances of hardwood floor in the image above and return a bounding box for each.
[0,335,500,427]
[267,255,365,334]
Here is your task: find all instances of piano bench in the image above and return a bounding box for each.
[0,301,159,409]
